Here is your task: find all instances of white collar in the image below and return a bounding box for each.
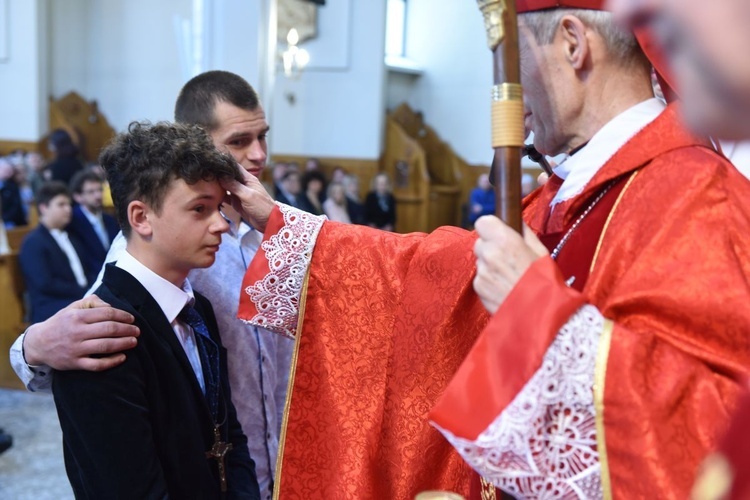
[115,250,194,324]
[48,227,67,238]
[551,98,666,206]
[79,205,101,219]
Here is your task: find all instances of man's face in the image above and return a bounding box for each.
[517,20,573,156]
[282,173,301,195]
[75,180,104,213]
[146,179,229,281]
[610,0,750,139]
[41,194,73,229]
[478,174,491,191]
[375,175,390,195]
[209,101,269,178]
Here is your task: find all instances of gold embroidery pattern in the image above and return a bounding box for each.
[480,477,498,500]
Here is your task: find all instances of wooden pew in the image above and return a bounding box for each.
[6,225,34,252]
[382,119,430,234]
[384,103,467,232]
[0,252,27,389]
[47,92,116,163]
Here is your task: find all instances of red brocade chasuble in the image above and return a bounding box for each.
[239,104,750,499]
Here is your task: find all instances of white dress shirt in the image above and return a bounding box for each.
[48,228,88,288]
[80,205,110,249]
[115,250,205,391]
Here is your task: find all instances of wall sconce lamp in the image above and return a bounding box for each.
[281,28,310,79]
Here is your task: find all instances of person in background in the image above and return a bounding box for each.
[270,162,288,199]
[25,152,48,199]
[274,170,301,208]
[468,173,496,224]
[67,170,120,273]
[304,157,321,173]
[364,172,396,231]
[299,170,326,215]
[47,129,84,186]
[19,181,94,322]
[342,173,365,224]
[330,166,347,184]
[322,182,351,223]
[0,157,28,228]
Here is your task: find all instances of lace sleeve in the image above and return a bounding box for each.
[242,204,326,338]
[433,305,609,499]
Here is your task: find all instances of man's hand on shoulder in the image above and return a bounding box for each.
[24,295,139,371]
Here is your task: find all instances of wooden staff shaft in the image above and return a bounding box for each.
[491,2,523,233]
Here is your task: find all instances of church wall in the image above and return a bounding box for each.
[0,0,48,142]
[48,0,264,133]
[83,0,192,130]
[50,0,89,101]
[269,0,388,161]
[402,0,491,166]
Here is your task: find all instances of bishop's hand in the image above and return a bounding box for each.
[221,166,276,233]
[473,216,548,314]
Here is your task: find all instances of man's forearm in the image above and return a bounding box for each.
[9,332,53,392]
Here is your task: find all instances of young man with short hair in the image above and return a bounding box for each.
[19,181,93,322]
[52,121,260,499]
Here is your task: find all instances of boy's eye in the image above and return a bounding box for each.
[193,205,205,213]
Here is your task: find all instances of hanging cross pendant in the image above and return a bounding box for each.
[206,425,233,492]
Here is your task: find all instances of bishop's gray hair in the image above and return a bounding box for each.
[521,9,648,67]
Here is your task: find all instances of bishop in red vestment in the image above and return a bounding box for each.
[230,3,750,499]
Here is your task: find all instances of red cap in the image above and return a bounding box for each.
[516,0,605,13]
[515,0,676,101]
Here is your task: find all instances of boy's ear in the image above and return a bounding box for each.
[128,200,153,237]
[72,193,83,205]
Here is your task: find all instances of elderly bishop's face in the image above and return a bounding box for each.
[517,20,570,157]
[609,0,750,139]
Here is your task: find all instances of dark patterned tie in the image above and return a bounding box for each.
[179,305,220,420]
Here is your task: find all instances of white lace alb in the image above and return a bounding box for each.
[434,305,606,499]
[243,204,325,338]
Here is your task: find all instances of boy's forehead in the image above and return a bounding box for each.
[49,194,71,204]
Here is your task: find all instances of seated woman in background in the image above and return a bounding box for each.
[322,182,351,224]
[47,129,85,186]
[342,174,365,225]
[364,172,396,232]
[299,170,326,215]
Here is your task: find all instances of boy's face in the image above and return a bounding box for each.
[41,194,73,229]
[146,178,229,282]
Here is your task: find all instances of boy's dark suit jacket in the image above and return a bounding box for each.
[19,225,94,323]
[66,205,120,272]
[52,264,260,499]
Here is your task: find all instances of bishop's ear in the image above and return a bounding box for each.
[558,15,590,71]
[127,200,153,237]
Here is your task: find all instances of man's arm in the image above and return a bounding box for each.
[10,295,139,391]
